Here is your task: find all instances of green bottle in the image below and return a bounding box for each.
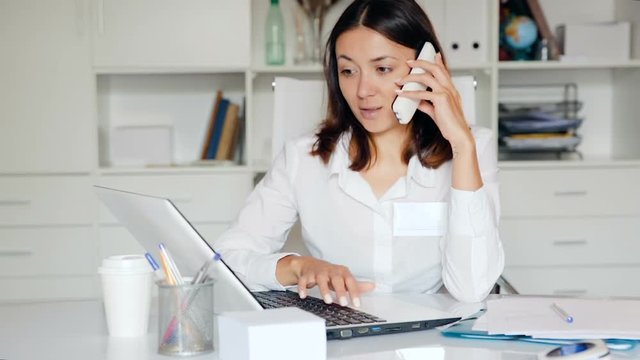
[265,0,286,65]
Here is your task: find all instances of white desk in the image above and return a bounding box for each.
[0,299,637,359]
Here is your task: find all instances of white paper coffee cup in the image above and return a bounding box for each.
[98,254,153,337]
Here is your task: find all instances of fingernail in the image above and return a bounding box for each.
[339,296,348,307]
[407,59,414,63]
[323,294,333,304]
[299,290,306,299]
[353,298,361,308]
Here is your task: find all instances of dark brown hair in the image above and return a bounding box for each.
[311,0,452,170]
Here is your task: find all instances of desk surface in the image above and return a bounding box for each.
[0,299,637,359]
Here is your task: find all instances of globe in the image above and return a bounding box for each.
[504,16,538,50]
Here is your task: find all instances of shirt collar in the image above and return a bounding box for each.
[407,155,437,188]
[327,131,437,188]
[327,132,352,177]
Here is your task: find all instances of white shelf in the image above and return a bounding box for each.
[94,66,248,75]
[97,165,253,175]
[251,63,494,74]
[498,60,640,70]
[251,64,323,74]
[499,157,640,170]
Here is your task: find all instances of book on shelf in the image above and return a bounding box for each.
[199,90,245,164]
[205,97,230,160]
[201,90,224,159]
[232,97,246,164]
[215,103,240,160]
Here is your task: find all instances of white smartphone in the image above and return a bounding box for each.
[392,42,437,124]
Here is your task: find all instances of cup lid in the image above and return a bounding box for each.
[98,254,152,275]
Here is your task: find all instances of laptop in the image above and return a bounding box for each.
[95,185,466,340]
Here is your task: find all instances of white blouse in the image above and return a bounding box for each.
[213,126,505,303]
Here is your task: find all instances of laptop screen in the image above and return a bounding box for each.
[94,185,266,312]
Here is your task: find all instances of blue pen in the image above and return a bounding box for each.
[144,252,166,282]
[551,303,574,324]
[191,253,221,285]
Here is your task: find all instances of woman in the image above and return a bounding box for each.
[214,0,504,305]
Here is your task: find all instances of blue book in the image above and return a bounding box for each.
[206,98,230,159]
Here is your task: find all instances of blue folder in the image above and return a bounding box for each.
[441,317,638,351]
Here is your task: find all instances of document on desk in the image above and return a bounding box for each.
[473,297,640,340]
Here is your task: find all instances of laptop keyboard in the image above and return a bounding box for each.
[254,291,386,327]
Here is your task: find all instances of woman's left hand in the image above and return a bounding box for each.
[395,52,473,148]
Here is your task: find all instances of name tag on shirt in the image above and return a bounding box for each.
[393,202,448,237]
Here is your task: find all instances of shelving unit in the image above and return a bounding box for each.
[494,1,640,297]
[1,0,639,301]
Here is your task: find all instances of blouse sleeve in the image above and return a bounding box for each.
[441,127,505,302]
[211,143,301,291]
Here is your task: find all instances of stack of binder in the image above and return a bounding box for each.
[442,297,640,352]
[498,100,583,154]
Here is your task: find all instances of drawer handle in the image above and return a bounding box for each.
[553,289,587,296]
[553,239,588,246]
[0,250,33,257]
[553,190,588,197]
[0,200,31,206]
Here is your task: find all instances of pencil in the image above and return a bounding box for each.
[158,251,176,286]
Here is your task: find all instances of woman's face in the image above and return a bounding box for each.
[335,26,415,135]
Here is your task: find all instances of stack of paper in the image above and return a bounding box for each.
[473,297,640,340]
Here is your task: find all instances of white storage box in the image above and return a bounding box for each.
[110,125,173,166]
[557,21,631,61]
[217,307,326,360]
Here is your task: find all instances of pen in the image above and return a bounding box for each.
[158,249,177,286]
[144,252,166,282]
[162,254,222,343]
[159,243,184,285]
[551,303,574,324]
[191,253,221,285]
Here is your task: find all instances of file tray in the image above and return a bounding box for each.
[498,83,583,159]
[499,114,583,134]
[500,134,582,152]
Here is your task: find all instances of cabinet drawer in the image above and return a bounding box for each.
[0,176,94,225]
[93,0,250,68]
[500,168,640,217]
[503,267,640,297]
[97,173,252,223]
[501,217,640,266]
[0,227,96,276]
[0,276,99,302]
[98,223,229,260]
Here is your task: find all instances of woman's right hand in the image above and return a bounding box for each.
[277,255,375,307]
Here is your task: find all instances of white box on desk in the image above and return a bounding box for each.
[217,307,326,360]
[110,125,172,166]
[557,21,631,61]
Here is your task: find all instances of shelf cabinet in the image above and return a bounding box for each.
[500,166,640,296]
[96,72,247,167]
[495,0,640,296]
[2,0,640,301]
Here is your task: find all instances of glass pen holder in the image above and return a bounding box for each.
[157,279,215,356]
